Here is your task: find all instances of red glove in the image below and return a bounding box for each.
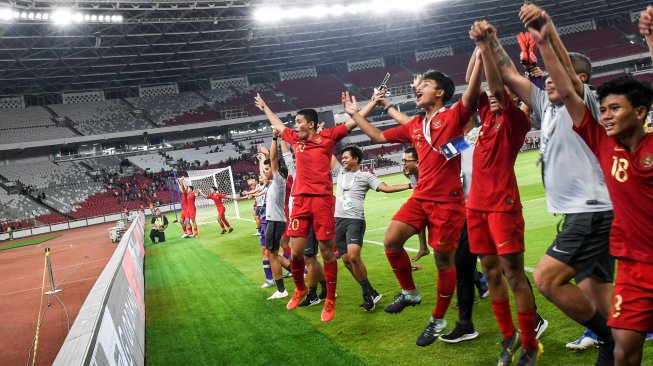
[517,32,529,65]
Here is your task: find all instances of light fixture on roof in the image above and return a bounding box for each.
[0,6,123,24]
[254,0,440,23]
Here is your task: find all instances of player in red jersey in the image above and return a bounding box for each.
[202,186,238,234]
[176,177,191,238]
[254,93,376,322]
[342,52,482,342]
[468,22,541,364]
[533,13,653,365]
[185,185,199,237]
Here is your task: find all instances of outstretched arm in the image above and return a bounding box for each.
[374,88,412,125]
[254,93,286,134]
[640,6,653,62]
[520,4,584,96]
[376,182,411,193]
[530,12,586,127]
[342,92,387,143]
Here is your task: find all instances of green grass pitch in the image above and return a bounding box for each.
[145,150,652,365]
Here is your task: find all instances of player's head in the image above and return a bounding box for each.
[210,186,218,194]
[187,185,194,192]
[597,76,653,138]
[295,109,319,139]
[263,158,273,180]
[402,147,418,175]
[569,52,592,83]
[544,76,562,105]
[155,208,162,217]
[341,145,364,171]
[416,70,455,107]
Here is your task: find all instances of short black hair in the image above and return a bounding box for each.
[404,147,418,160]
[296,109,319,130]
[188,185,194,191]
[342,145,364,163]
[210,186,218,191]
[422,70,455,102]
[263,159,271,165]
[569,52,592,82]
[597,76,653,116]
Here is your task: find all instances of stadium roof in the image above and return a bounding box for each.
[0,0,645,96]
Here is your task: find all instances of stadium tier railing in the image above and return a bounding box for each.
[53,213,146,366]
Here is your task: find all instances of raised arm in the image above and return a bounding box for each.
[486,24,533,106]
[520,4,584,96]
[254,93,286,133]
[461,48,483,110]
[342,92,387,143]
[465,46,486,95]
[374,88,412,125]
[530,12,586,127]
[640,6,653,62]
[471,22,508,106]
[269,130,280,173]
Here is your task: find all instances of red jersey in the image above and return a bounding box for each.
[468,93,531,211]
[207,192,227,210]
[383,101,475,202]
[186,191,196,211]
[180,191,188,209]
[574,108,653,263]
[282,123,349,196]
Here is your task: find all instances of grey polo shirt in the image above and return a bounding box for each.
[265,171,286,222]
[333,164,382,220]
[531,84,612,214]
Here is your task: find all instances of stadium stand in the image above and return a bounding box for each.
[128,153,172,172]
[0,161,92,189]
[50,99,152,135]
[127,92,209,125]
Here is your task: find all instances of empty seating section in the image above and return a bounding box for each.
[83,156,123,173]
[199,89,237,103]
[128,153,171,172]
[0,188,50,219]
[409,53,474,85]
[0,126,78,144]
[162,106,221,126]
[41,183,107,214]
[127,92,207,125]
[276,75,345,108]
[166,146,243,166]
[0,106,54,130]
[561,26,646,61]
[50,99,151,135]
[0,161,91,189]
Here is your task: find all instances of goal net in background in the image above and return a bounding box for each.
[359,158,375,174]
[186,166,240,224]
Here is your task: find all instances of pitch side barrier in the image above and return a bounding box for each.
[53,213,146,366]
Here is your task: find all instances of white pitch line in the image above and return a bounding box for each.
[522,197,545,204]
[366,227,387,232]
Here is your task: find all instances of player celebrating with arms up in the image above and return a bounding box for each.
[342,52,482,345]
[201,187,238,234]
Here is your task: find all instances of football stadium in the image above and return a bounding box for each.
[0,0,652,365]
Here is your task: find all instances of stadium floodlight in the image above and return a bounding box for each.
[0,8,11,20]
[52,9,73,25]
[254,0,445,23]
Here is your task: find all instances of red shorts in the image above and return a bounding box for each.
[180,210,186,221]
[217,206,226,217]
[608,259,653,333]
[186,209,196,220]
[392,197,465,253]
[286,195,335,241]
[467,209,525,255]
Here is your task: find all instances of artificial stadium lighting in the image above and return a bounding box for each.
[254,0,444,23]
[0,8,11,20]
[52,9,72,25]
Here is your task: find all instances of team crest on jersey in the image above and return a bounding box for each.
[315,136,322,143]
[432,120,442,129]
[641,154,653,168]
[494,122,502,130]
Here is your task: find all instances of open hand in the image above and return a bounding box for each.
[341,92,358,116]
[640,6,653,36]
[254,93,267,111]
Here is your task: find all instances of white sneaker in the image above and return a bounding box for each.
[566,329,598,350]
[267,290,288,300]
[182,234,189,238]
[260,279,275,288]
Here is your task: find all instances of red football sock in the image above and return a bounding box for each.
[323,260,338,301]
[492,299,516,340]
[290,257,306,291]
[518,309,538,351]
[385,249,415,291]
[432,268,456,319]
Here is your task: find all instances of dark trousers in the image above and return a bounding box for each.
[455,222,478,323]
[150,230,165,243]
